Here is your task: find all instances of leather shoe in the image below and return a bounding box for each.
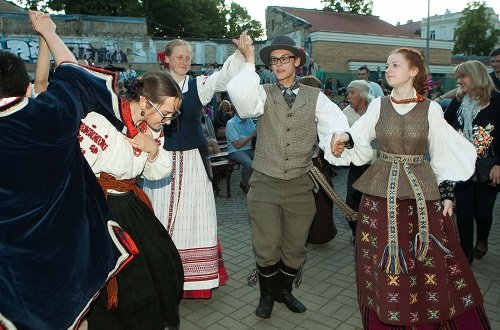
[275,289,306,313]
[239,182,249,194]
[474,240,488,260]
[255,294,274,318]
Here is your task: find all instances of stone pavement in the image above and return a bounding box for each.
[179,167,500,330]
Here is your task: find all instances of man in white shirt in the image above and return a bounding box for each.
[228,34,351,319]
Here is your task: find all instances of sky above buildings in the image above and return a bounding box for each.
[228,0,500,26]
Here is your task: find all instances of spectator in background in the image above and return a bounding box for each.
[214,99,234,139]
[336,79,346,96]
[307,57,318,76]
[225,109,256,193]
[125,64,137,81]
[444,60,500,264]
[324,77,333,91]
[488,47,500,90]
[358,65,384,98]
[342,80,375,243]
[201,105,219,155]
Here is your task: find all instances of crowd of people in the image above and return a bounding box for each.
[0,10,498,330]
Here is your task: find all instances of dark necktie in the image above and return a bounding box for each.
[277,79,301,108]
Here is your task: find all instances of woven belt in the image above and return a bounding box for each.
[377,151,450,275]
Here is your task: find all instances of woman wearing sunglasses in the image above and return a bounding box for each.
[34,32,184,330]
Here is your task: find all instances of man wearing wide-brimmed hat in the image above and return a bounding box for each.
[228,35,353,318]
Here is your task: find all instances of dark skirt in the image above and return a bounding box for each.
[307,156,337,244]
[356,194,489,328]
[87,192,184,330]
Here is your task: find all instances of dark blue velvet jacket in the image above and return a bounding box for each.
[0,64,128,329]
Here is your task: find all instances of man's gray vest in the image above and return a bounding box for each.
[252,83,320,180]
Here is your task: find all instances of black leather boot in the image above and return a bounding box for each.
[255,264,279,319]
[275,264,306,313]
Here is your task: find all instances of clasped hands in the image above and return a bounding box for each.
[330,132,350,157]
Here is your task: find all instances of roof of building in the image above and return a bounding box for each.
[0,0,26,13]
[274,7,419,38]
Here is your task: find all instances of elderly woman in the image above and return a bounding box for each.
[444,60,500,264]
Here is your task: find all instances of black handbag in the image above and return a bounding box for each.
[475,157,497,183]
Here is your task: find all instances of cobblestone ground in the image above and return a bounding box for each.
[179,167,500,330]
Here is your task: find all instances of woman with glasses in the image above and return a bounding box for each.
[142,31,254,299]
[34,37,184,330]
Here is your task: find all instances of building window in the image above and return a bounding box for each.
[430,30,435,40]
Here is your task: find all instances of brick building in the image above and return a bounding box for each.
[264,6,457,87]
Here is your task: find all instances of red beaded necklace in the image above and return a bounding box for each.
[390,93,425,104]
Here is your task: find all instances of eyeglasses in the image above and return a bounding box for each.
[147,99,181,123]
[269,55,297,66]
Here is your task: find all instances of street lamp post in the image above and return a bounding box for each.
[425,0,430,70]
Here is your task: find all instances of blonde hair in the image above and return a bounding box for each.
[164,39,191,56]
[219,99,232,111]
[454,60,495,105]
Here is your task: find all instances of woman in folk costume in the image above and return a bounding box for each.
[444,60,500,264]
[142,31,254,298]
[328,48,490,329]
[0,12,137,330]
[34,29,184,330]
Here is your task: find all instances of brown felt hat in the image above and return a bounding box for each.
[259,35,307,67]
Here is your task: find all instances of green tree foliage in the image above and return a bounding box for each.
[321,0,373,15]
[16,0,41,10]
[227,2,264,40]
[144,0,228,38]
[46,0,143,16]
[453,1,500,56]
[34,0,264,39]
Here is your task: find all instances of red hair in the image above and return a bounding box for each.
[390,48,428,95]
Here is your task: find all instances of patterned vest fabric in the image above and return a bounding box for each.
[353,96,440,200]
[252,84,320,180]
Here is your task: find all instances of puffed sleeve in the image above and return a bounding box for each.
[227,64,267,118]
[196,50,247,105]
[142,148,173,180]
[323,98,380,166]
[428,101,476,183]
[41,63,124,133]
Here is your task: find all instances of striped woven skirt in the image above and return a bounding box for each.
[143,149,228,297]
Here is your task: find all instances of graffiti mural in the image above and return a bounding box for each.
[0,37,129,64]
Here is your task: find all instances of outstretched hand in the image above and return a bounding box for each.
[330,132,349,157]
[29,10,55,36]
[232,30,254,63]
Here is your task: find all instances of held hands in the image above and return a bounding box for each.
[442,199,453,217]
[232,30,254,64]
[29,10,56,36]
[124,130,159,160]
[330,132,349,157]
